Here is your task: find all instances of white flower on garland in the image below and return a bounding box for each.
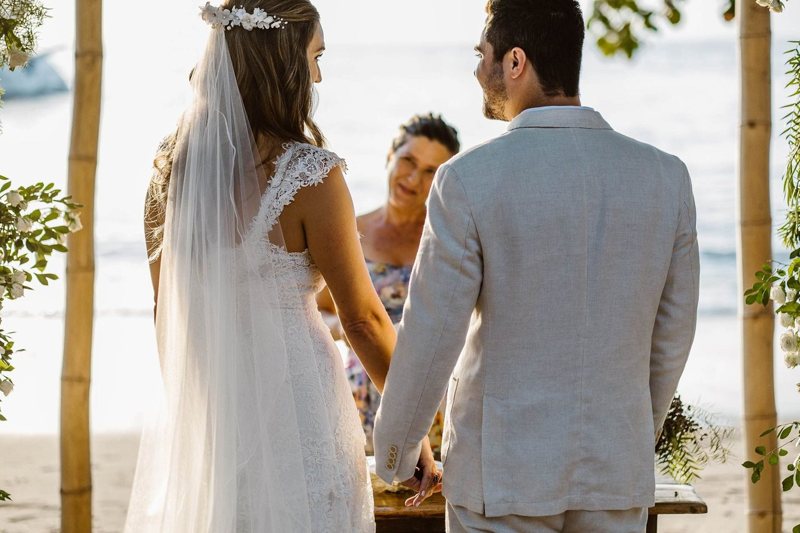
[780,313,794,328]
[785,351,800,369]
[771,285,787,304]
[755,0,784,13]
[0,379,13,397]
[787,288,798,302]
[780,330,799,353]
[68,213,82,233]
[11,270,26,285]
[5,191,23,207]
[8,48,29,69]
[9,283,24,299]
[15,217,32,233]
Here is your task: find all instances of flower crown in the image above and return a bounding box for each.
[200,2,288,31]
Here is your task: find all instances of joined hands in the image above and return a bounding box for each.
[399,437,443,507]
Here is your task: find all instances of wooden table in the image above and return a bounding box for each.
[374,480,707,532]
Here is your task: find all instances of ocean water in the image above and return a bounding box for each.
[0,24,799,433]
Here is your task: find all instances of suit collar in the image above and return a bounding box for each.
[507,106,612,131]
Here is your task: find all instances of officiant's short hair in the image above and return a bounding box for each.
[485,0,584,97]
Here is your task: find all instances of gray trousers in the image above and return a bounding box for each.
[446,503,648,533]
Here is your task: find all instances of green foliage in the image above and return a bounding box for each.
[0,0,47,71]
[743,40,800,533]
[656,396,732,483]
[0,175,81,422]
[588,0,687,58]
[588,1,739,58]
[743,423,800,492]
[779,43,800,249]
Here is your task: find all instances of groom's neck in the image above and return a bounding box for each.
[507,93,582,121]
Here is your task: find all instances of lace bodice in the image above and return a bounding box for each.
[243,142,346,299]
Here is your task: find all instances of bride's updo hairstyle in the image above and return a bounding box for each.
[222,0,325,148]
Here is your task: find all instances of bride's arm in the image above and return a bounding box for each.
[144,187,161,320]
[316,287,345,341]
[299,166,396,392]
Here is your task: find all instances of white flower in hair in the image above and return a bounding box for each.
[240,13,256,31]
[200,3,287,31]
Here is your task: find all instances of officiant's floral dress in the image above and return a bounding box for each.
[345,260,446,456]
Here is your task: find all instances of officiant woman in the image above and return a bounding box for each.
[318,113,460,457]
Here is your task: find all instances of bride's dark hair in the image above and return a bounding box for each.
[145,0,324,262]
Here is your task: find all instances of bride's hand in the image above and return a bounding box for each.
[401,437,442,507]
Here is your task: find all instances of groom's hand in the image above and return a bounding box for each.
[400,437,442,507]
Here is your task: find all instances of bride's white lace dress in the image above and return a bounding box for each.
[127,141,375,533]
[244,141,375,532]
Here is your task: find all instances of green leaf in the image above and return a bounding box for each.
[756,446,767,456]
[760,427,776,437]
[792,524,800,533]
[780,426,793,439]
[780,448,789,457]
[743,461,757,468]
[769,454,780,465]
[783,473,795,491]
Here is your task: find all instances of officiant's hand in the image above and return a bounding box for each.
[400,437,442,507]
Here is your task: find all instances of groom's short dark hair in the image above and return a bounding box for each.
[485,0,584,97]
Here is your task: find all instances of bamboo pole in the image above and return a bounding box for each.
[737,2,781,532]
[60,0,102,531]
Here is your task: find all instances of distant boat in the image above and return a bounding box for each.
[0,54,68,100]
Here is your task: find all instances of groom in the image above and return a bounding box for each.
[373,0,699,531]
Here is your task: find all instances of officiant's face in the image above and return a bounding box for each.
[475,33,508,121]
[386,137,453,212]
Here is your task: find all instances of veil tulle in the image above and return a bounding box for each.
[124,27,311,532]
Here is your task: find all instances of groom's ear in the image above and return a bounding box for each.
[507,47,528,80]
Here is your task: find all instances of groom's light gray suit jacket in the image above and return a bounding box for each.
[373,107,699,518]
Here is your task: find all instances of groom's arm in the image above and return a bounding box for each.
[650,164,700,436]
[373,163,482,484]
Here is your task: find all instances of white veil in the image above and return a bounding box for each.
[124,26,311,532]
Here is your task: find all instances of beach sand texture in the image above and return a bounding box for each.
[1,431,799,532]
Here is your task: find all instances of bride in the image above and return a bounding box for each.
[126,1,437,531]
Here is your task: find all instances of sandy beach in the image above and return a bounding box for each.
[0,430,798,532]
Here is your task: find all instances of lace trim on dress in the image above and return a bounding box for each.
[256,142,348,236]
